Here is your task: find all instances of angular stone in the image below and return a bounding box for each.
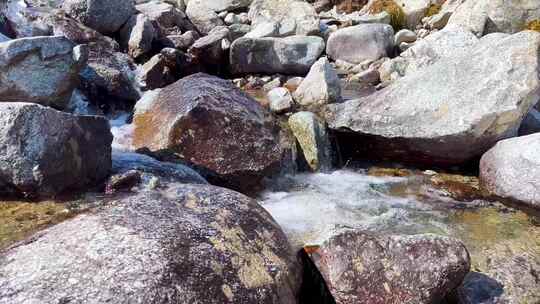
[0,103,112,197]
[326,31,540,165]
[132,73,285,192]
[188,26,230,65]
[62,0,136,34]
[326,24,394,64]
[288,112,332,172]
[230,36,325,75]
[267,87,294,114]
[50,12,119,50]
[119,14,157,60]
[307,231,470,304]
[0,184,301,303]
[293,57,341,109]
[0,36,85,109]
[185,0,224,34]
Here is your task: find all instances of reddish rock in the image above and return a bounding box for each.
[306,231,471,304]
[133,73,286,192]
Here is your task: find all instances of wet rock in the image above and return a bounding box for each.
[0,36,85,109]
[249,0,320,36]
[62,0,136,34]
[119,14,157,60]
[0,103,112,197]
[0,184,301,304]
[132,73,285,192]
[288,112,332,172]
[79,43,141,112]
[0,33,10,42]
[448,0,540,37]
[185,0,224,34]
[480,133,540,210]
[293,57,341,109]
[326,31,540,165]
[268,87,294,114]
[379,25,478,82]
[307,231,470,304]
[326,24,394,64]
[105,170,142,193]
[230,36,325,75]
[50,12,119,50]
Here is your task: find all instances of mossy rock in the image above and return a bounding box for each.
[367,0,406,31]
[526,20,540,32]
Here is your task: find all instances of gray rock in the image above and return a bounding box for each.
[394,29,417,45]
[139,52,177,90]
[0,36,85,109]
[62,0,136,34]
[188,26,230,65]
[132,73,285,192]
[230,36,325,75]
[202,0,252,12]
[293,57,341,109]
[0,184,301,304]
[351,68,380,85]
[248,0,320,36]
[111,151,207,185]
[448,0,540,37]
[268,87,294,114]
[0,103,112,197]
[50,12,119,50]
[0,33,9,42]
[79,43,141,112]
[306,231,470,303]
[185,0,224,34]
[425,11,452,30]
[161,30,199,50]
[480,133,540,210]
[245,21,280,39]
[229,23,251,40]
[326,24,394,64]
[379,25,478,82]
[326,31,540,165]
[519,108,540,136]
[136,1,194,34]
[288,111,332,172]
[119,14,157,60]
[4,0,53,38]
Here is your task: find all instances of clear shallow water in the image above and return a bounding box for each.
[258,169,539,255]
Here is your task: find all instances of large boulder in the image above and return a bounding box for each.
[326,24,394,64]
[248,0,320,36]
[230,36,325,75]
[448,0,540,37]
[4,0,53,38]
[379,25,478,82]
[306,231,470,304]
[326,31,540,165]
[132,73,285,192]
[0,103,112,197]
[62,0,136,34]
[0,36,85,109]
[479,133,540,210]
[293,57,341,109]
[0,184,301,303]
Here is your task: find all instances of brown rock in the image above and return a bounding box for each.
[306,231,471,304]
[133,73,285,192]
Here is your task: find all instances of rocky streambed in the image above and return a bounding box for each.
[2,0,540,303]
